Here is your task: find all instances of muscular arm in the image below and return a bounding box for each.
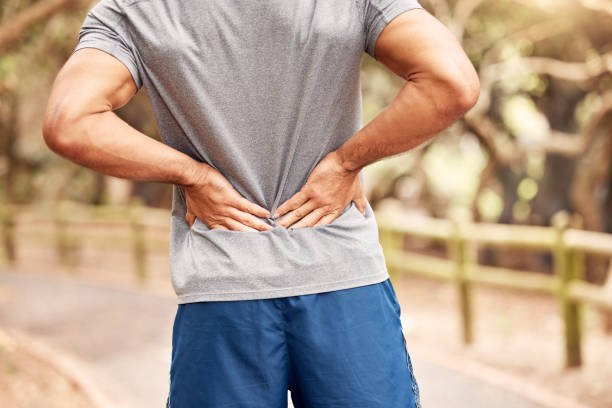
[43,47,272,231]
[335,8,480,173]
[274,8,479,228]
[42,47,205,188]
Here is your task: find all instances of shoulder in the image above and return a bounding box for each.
[86,0,126,22]
[84,0,158,31]
[87,0,153,17]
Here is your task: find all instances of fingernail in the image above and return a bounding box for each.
[273,211,280,218]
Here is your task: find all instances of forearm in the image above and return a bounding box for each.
[335,76,472,173]
[43,109,204,188]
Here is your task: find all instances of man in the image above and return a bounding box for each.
[43,0,479,406]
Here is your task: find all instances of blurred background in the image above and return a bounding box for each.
[1,0,611,407]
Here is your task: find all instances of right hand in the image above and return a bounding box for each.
[182,162,273,231]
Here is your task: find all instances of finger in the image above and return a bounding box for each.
[290,207,326,229]
[232,195,271,218]
[226,207,274,231]
[274,191,309,218]
[223,217,259,232]
[276,199,318,227]
[185,210,196,227]
[313,212,338,227]
[209,223,229,230]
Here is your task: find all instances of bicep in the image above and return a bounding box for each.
[45,47,138,125]
[373,8,476,85]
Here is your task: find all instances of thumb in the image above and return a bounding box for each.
[185,209,196,227]
[353,194,367,216]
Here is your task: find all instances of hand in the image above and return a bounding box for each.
[182,162,273,231]
[273,151,367,229]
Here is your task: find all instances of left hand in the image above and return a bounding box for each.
[273,151,367,228]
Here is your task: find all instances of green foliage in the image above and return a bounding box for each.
[1,0,611,232]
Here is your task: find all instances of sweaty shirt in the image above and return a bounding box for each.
[73,0,424,302]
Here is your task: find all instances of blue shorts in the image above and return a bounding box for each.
[165,278,422,407]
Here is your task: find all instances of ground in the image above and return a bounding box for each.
[395,272,612,408]
[0,329,93,408]
[1,242,611,407]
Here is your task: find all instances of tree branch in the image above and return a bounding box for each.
[0,0,86,52]
[453,0,488,39]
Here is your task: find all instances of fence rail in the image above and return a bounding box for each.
[1,201,611,368]
[0,200,171,278]
[376,209,612,369]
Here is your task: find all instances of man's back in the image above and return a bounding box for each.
[72,0,415,301]
[81,0,364,212]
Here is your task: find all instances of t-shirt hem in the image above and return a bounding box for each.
[175,270,390,303]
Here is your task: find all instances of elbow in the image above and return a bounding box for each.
[42,105,83,157]
[42,116,64,155]
[444,68,480,119]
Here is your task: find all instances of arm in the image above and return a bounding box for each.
[275,7,479,228]
[43,47,204,188]
[335,7,480,173]
[43,48,272,231]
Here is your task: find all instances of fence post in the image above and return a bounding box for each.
[53,200,79,269]
[0,202,16,265]
[552,210,583,368]
[128,197,147,283]
[448,216,474,345]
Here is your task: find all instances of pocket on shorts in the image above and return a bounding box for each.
[381,278,402,318]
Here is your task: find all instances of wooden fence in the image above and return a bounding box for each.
[0,199,170,282]
[1,201,611,368]
[377,208,612,369]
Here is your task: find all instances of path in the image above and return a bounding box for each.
[0,270,547,408]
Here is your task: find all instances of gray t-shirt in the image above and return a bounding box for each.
[74,0,423,302]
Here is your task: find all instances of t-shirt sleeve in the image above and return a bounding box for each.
[363,0,424,60]
[72,2,143,89]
